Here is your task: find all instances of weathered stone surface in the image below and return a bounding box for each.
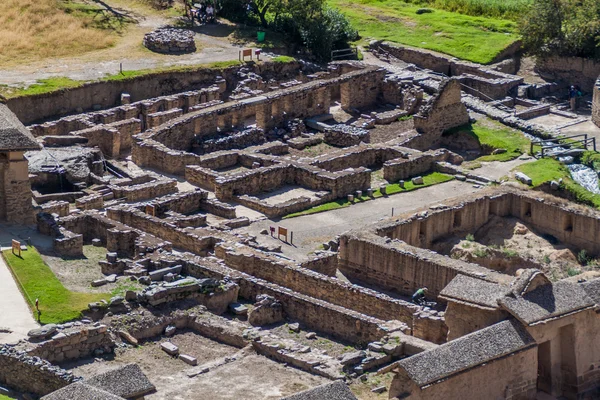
[118,330,138,346]
[164,325,176,337]
[411,176,424,185]
[248,295,284,326]
[28,324,57,340]
[143,28,196,54]
[228,303,249,316]
[340,350,366,366]
[91,279,107,287]
[515,172,533,186]
[109,296,124,307]
[179,354,198,366]
[161,342,179,356]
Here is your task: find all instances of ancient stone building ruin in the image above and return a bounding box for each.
[1,53,600,400]
[0,103,40,224]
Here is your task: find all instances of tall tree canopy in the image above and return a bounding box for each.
[520,0,600,59]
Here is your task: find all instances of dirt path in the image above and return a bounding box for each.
[238,180,483,261]
[0,6,267,87]
[0,252,39,344]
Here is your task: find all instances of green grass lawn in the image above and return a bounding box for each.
[445,120,534,162]
[330,0,519,64]
[2,247,109,324]
[424,0,531,20]
[284,172,453,218]
[514,158,600,208]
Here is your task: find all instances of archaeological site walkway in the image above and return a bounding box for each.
[240,180,481,261]
[0,252,39,343]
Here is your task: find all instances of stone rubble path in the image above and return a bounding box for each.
[0,253,39,344]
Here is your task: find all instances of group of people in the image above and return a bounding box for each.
[186,0,217,24]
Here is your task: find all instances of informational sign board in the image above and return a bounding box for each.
[278,227,288,242]
[145,205,156,216]
[240,48,253,61]
[12,240,21,257]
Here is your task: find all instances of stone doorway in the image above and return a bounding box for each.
[537,340,552,394]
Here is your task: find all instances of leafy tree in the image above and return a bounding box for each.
[520,0,600,59]
[216,0,357,61]
[300,7,358,61]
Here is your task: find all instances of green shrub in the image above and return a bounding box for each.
[567,267,582,277]
[581,151,600,171]
[502,248,518,258]
[473,247,488,257]
[416,8,433,14]
[578,249,590,266]
[299,6,358,62]
[465,233,475,241]
[520,0,600,59]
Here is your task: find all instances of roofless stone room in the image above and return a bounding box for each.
[1,0,600,399]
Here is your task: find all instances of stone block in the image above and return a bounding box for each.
[92,238,102,247]
[150,265,183,281]
[107,252,118,263]
[161,342,179,356]
[411,176,424,185]
[515,172,532,186]
[91,279,107,287]
[229,303,249,316]
[340,350,366,366]
[179,354,198,366]
[118,330,138,346]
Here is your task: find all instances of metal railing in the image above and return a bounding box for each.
[331,47,358,61]
[530,133,597,158]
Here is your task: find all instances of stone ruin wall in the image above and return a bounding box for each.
[216,244,449,343]
[28,324,112,364]
[593,77,600,128]
[7,61,303,124]
[371,41,523,100]
[0,152,36,224]
[375,189,600,256]
[536,56,600,92]
[0,346,78,397]
[338,232,508,298]
[178,254,393,345]
[339,188,600,310]
[47,211,171,258]
[411,79,470,150]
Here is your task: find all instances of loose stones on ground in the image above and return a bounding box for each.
[160,342,179,356]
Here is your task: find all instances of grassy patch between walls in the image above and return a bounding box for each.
[284,172,453,218]
[2,246,108,324]
[445,120,533,162]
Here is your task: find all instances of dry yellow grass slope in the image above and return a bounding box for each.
[0,0,116,66]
